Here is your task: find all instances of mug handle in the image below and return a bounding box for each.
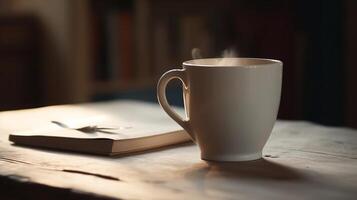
[157,69,195,142]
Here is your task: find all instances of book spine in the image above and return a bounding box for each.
[0,16,41,110]
[118,11,133,81]
[134,0,152,79]
[105,11,120,81]
[153,18,170,78]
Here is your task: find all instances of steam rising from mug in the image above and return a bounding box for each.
[218,48,238,66]
[191,47,239,66]
[191,48,202,59]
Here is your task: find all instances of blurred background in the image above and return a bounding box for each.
[0,0,356,128]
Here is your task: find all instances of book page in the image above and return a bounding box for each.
[8,100,185,140]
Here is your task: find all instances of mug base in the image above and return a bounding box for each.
[201,152,262,162]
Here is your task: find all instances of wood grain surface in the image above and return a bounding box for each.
[0,101,357,200]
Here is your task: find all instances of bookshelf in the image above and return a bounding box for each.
[6,0,354,126]
[48,0,305,118]
[77,0,348,124]
[0,0,316,119]
[70,0,232,102]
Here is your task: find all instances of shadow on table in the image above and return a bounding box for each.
[183,158,305,181]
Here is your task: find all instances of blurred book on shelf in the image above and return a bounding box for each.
[0,15,42,111]
[90,0,133,82]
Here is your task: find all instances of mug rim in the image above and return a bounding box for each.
[183,57,282,68]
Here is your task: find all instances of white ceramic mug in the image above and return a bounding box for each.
[157,58,282,161]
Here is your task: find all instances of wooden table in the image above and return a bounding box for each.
[1,101,357,199]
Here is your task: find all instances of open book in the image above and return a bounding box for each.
[8,100,192,155]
